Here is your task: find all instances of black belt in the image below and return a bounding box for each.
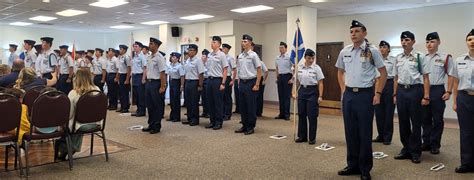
[346,86,373,92]
[132,73,143,75]
[300,85,317,88]
[147,79,160,82]
[186,79,198,81]
[462,90,474,96]
[209,76,222,80]
[431,84,444,87]
[240,78,256,83]
[398,84,422,89]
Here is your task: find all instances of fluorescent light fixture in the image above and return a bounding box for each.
[110,25,134,29]
[231,5,274,13]
[56,9,88,17]
[29,15,57,21]
[309,0,327,3]
[141,20,168,25]
[89,0,129,8]
[9,22,33,26]
[180,14,214,20]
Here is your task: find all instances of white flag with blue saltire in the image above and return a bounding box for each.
[290,26,305,64]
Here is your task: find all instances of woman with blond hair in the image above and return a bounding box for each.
[57,67,101,160]
[14,67,57,90]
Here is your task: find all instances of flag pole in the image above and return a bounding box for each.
[292,18,300,141]
[130,32,134,106]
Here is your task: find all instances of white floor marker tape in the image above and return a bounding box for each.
[430,163,445,171]
[315,143,335,151]
[127,125,144,130]
[269,135,287,140]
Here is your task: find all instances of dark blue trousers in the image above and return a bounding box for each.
[207,78,224,125]
[201,78,209,115]
[132,74,146,115]
[119,74,130,110]
[297,85,319,141]
[106,73,118,107]
[374,79,395,143]
[239,78,258,131]
[169,79,181,121]
[277,73,292,118]
[145,80,164,130]
[56,74,72,94]
[342,87,374,176]
[185,80,199,123]
[223,76,233,117]
[422,85,446,149]
[256,79,265,116]
[397,84,423,158]
[93,75,104,92]
[457,91,474,167]
[234,79,240,113]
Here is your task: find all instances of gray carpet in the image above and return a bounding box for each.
[0,105,472,179]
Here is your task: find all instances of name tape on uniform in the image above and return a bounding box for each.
[315,143,335,151]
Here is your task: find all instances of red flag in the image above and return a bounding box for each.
[71,41,76,62]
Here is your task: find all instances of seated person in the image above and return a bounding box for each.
[0,59,24,87]
[1,88,30,144]
[0,64,10,77]
[14,67,57,90]
[57,67,101,160]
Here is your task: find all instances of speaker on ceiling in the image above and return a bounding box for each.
[171,27,180,37]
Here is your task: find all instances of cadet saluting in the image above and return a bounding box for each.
[452,29,474,173]
[335,20,387,180]
[293,49,324,145]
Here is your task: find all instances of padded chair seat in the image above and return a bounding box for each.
[0,132,15,142]
[23,130,64,141]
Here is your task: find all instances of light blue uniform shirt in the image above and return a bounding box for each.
[335,41,385,88]
[38,49,58,74]
[117,54,131,74]
[261,61,268,73]
[24,50,37,69]
[275,53,293,74]
[106,56,119,73]
[207,50,228,77]
[237,50,262,80]
[92,56,107,75]
[226,54,236,76]
[394,50,430,85]
[146,51,166,80]
[132,52,147,74]
[8,52,18,68]
[167,62,185,80]
[297,63,325,86]
[58,54,74,75]
[203,61,209,78]
[452,54,474,91]
[425,52,454,85]
[184,56,205,80]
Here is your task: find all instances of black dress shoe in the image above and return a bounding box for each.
[233,111,239,114]
[394,153,412,160]
[308,140,316,145]
[421,145,431,151]
[212,124,222,130]
[171,119,180,122]
[337,166,360,176]
[115,109,122,112]
[235,127,246,133]
[411,157,421,164]
[257,114,262,117]
[205,124,214,129]
[284,117,290,121]
[360,174,371,180]
[383,142,391,145]
[189,121,199,126]
[372,137,383,143]
[166,119,172,121]
[274,116,284,119]
[135,114,145,117]
[430,148,440,154]
[131,113,137,116]
[294,138,308,143]
[142,127,152,132]
[182,121,190,124]
[244,129,254,135]
[121,109,129,113]
[108,106,117,110]
[149,129,160,134]
[455,165,473,173]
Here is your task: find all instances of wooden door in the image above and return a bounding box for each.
[316,42,343,109]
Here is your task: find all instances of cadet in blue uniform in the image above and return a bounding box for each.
[294,49,324,145]
[222,43,236,120]
[142,37,167,134]
[452,29,474,173]
[38,37,58,79]
[23,40,37,69]
[335,20,387,180]
[373,41,396,145]
[205,36,228,130]
[131,41,147,117]
[235,34,262,135]
[393,31,431,164]
[275,42,293,120]
[56,45,74,94]
[116,45,132,113]
[257,57,268,117]
[92,48,107,92]
[183,44,205,126]
[167,52,185,122]
[106,48,119,110]
[200,49,210,118]
[421,32,454,154]
[8,44,19,69]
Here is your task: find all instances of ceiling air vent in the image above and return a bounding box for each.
[37,22,54,25]
[122,21,135,24]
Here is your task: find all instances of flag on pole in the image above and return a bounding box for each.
[290,26,305,64]
[71,41,76,62]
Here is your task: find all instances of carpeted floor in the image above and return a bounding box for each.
[0,104,472,179]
